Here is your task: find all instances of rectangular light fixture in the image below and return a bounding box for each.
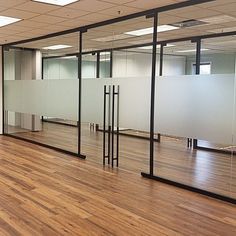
[61,56,77,59]
[177,49,209,53]
[100,58,110,62]
[33,0,79,6]
[0,16,21,27]
[43,45,72,50]
[125,25,179,36]
[138,44,175,50]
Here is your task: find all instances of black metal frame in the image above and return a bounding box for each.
[2,0,236,204]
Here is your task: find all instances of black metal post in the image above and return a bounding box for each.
[108,86,111,164]
[96,52,100,78]
[156,43,165,143]
[110,50,113,78]
[193,39,201,149]
[2,46,4,134]
[116,85,120,167]
[111,85,115,168]
[78,31,83,155]
[103,85,106,165]
[149,13,158,176]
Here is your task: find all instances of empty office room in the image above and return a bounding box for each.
[0,0,236,235]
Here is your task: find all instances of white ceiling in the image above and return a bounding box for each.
[2,0,236,56]
[0,0,186,44]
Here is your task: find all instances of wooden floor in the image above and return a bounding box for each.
[0,135,236,235]
[8,122,236,200]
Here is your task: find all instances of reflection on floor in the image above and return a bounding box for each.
[7,121,236,200]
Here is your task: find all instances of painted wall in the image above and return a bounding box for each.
[186,53,236,75]
[4,49,42,131]
[43,52,186,79]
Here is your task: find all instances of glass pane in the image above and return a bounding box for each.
[154,2,236,198]
[81,16,152,173]
[4,32,80,154]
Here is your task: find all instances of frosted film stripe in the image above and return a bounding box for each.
[5,79,79,121]
[155,74,235,144]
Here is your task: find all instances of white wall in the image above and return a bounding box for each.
[44,58,78,80]
[186,53,236,75]
[4,49,42,131]
[43,51,186,79]
[113,51,186,77]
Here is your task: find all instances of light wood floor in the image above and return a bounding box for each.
[9,122,236,200]
[0,135,236,235]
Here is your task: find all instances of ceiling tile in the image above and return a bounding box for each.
[0,0,28,8]
[100,0,136,4]
[98,5,140,17]
[66,0,116,12]
[125,0,176,10]
[14,1,60,14]
[209,3,236,13]
[48,7,90,19]
[78,12,113,23]
[13,20,49,28]
[0,9,39,19]
[30,14,66,24]
[58,18,91,27]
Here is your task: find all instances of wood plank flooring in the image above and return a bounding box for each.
[9,122,236,199]
[0,135,236,235]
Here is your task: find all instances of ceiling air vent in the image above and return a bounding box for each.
[170,19,207,28]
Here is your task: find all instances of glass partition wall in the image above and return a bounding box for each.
[2,0,236,203]
[4,32,80,155]
[152,6,236,201]
[80,15,153,173]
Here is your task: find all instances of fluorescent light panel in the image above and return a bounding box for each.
[0,16,21,27]
[138,44,175,50]
[125,25,179,36]
[177,49,209,53]
[33,0,79,6]
[43,45,72,50]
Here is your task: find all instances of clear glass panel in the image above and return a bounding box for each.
[82,53,97,78]
[100,51,111,78]
[4,32,80,154]
[43,56,78,80]
[162,41,196,76]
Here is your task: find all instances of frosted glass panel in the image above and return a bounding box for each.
[112,77,150,131]
[81,77,150,131]
[155,74,234,144]
[5,79,79,120]
[81,78,111,124]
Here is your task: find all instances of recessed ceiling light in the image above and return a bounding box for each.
[125,25,179,36]
[100,52,110,56]
[43,45,72,50]
[61,56,77,59]
[32,0,79,6]
[0,16,21,27]
[176,49,209,53]
[138,44,175,50]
